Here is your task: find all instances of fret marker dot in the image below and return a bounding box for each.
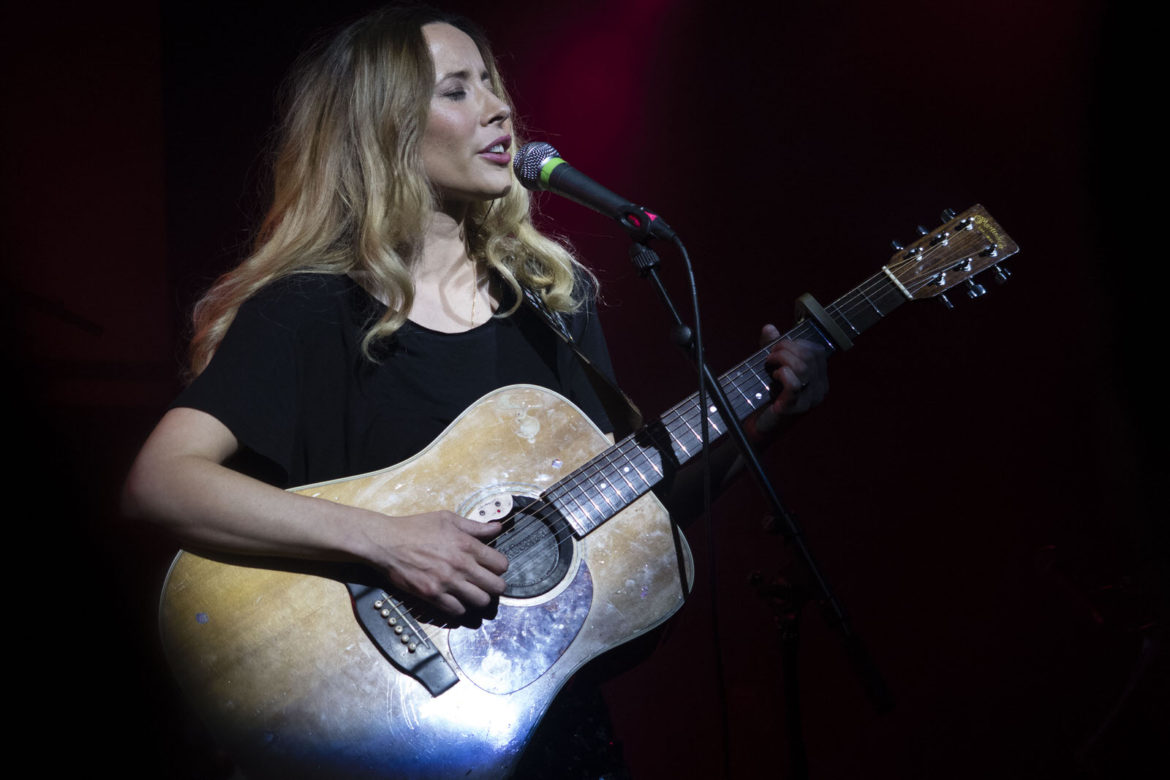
[709,405,717,413]
[755,392,763,400]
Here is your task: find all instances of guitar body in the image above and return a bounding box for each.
[159,385,693,779]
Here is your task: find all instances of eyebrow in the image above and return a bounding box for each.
[435,68,492,83]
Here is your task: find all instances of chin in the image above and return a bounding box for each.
[434,179,513,213]
[470,180,513,204]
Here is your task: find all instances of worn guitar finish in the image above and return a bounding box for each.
[162,388,688,779]
[160,205,1018,779]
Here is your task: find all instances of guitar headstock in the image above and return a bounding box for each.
[883,204,1019,305]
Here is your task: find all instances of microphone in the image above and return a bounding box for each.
[512,142,676,242]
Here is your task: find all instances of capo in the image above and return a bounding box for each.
[795,293,853,351]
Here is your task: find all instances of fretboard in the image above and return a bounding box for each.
[546,270,909,536]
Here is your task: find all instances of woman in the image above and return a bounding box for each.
[124,4,826,777]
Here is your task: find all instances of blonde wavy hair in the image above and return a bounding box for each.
[188,5,586,377]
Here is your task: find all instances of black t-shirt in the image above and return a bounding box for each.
[175,272,630,777]
[176,273,616,488]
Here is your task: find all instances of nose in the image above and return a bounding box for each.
[483,90,511,126]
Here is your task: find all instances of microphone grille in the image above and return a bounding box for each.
[513,141,560,190]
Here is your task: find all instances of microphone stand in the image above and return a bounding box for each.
[625,229,893,780]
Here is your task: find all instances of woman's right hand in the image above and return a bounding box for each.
[364,511,508,616]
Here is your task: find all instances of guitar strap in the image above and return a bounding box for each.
[521,286,643,438]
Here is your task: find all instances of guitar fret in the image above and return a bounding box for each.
[592,478,620,515]
[829,302,861,336]
[858,287,884,318]
[596,451,641,505]
[555,482,596,535]
[667,415,697,460]
[557,435,669,535]
[606,449,642,495]
[623,442,661,484]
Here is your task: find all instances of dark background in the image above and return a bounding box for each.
[5,1,1162,777]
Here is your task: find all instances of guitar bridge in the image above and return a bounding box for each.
[347,583,459,696]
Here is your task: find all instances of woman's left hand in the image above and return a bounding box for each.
[749,324,828,439]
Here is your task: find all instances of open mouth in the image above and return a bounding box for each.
[480,136,512,156]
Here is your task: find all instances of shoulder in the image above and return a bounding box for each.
[235,273,370,336]
[243,272,358,315]
[564,275,603,334]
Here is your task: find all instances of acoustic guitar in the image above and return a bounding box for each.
[159,205,1018,778]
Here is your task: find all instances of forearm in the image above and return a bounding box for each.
[122,449,381,565]
[122,407,507,615]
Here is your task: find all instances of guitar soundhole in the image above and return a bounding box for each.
[494,495,574,599]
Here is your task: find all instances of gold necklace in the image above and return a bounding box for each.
[469,260,480,324]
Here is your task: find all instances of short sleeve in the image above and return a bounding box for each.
[172,277,351,485]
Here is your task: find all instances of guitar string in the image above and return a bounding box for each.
[393,226,999,634]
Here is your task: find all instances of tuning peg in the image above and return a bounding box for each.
[965,279,987,299]
[938,293,955,310]
[891,240,904,251]
[941,208,957,222]
[917,225,930,236]
[993,265,1012,284]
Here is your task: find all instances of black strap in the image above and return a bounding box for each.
[521,286,643,437]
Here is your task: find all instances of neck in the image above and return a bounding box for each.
[416,208,470,281]
[408,207,492,331]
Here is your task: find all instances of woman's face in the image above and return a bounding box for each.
[420,23,513,210]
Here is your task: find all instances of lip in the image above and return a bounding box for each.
[478,135,512,165]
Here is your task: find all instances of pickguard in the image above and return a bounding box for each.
[447,557,593,694]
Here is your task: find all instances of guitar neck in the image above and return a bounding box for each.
[548,271,906,537]
[659,269,907,462]
[546,203,1018,537]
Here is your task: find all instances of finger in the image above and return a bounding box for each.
[463,566,508,599]
[474,543,509,575]
[770,365,803,413]
[393,570,468,617]
[458,517,503,539]
[433,592,468,616]
[770,347,808,380]
[445,549,511,608]
[454,518,509,572]
[760,323,781,347]
[768,346,808,389]
[410,565,502,615]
